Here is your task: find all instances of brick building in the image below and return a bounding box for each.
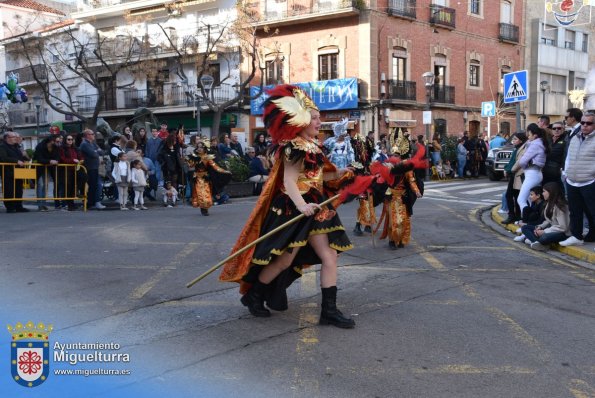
[247,0,524,143]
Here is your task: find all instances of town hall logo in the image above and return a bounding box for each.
[545,0,592,27]
[7,321,53,387]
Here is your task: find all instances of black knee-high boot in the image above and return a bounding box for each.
[319,286,355,329]
[241,280,271,317]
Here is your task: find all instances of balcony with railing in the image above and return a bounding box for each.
[429,4,456,29]
[499,23,519,44]
[6,65,47,84]
[387,80,416,101]
[388,0,416,20]
[254,0,362,26]
[431,85,455,104]
[7,109,47,126]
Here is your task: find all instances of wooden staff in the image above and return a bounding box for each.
[186,193,341,288]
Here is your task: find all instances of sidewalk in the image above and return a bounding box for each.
[491,206,595,264]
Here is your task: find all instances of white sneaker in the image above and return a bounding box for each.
[94,202,106,210]
[524,238,532,245]
[513,235,526,242]
[559,236,584,247]
[133,206,140,211]
[141,206,148,210]
[120,206,129,211]
[498,209,508,214]
[530,241,548,251]
[167,205,173,208]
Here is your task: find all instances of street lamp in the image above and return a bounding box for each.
[198,74,214,138]
[33,96,42,137]
[422,71,435,181]
[540,80,549,115]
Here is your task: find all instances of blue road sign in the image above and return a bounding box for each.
[481,101,496,117]
[503,70,528,104]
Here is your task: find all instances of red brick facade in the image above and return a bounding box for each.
[249,0,524,141]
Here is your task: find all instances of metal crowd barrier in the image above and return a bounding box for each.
[0,162,88,211]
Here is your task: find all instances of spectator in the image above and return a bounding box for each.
[489,132,506,149]
[502,132,528,224]
[517,123,549,212]
[477,134,488,176]
[158,134,183,189]
[33,135,61,211]
[522,182,570,251]
[123,126,133,141]
[111,151,131,210]
[559,111,595,246]
[145,128,164,187]
[0,132,29,212]
[253,132,268,156]
[157,123,169,140]
[372,144,388,162]
[79,129,105,210]
[229,133,244,157]
[163,181,178,207]
[413,135,426,194]
[430,133,441,166]
[139,149,157,201]
[442,160,454,178]
[134,127,147,153]
[513,185,546,242]
[456,137,468,179]
[248,150,270,184]
[542,120,566,188]
[130,159,148,210]
[217,134,234,159]
[58,134,81,211]
[537,115,552,138]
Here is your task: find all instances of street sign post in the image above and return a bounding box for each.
[503,70,528,133]
[481,101,496,140]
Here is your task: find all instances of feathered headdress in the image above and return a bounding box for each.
[332,118,349,138]
[263,85,319,145]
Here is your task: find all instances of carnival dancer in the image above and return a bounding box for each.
[324,118,355,169]
[219,85,357,328]
[187,140,232,216]
[375,146,423,249]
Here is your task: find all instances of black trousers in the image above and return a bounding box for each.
[2,170,24,210]
[505,175,520,220]
[566,181,595,240]
[86,169,99,208]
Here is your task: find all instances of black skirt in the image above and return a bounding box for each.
[250,188,352,267]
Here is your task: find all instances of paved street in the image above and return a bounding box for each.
[1,178,594,398]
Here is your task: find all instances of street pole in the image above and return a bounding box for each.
[33,96,42,139]
[541,89,546,115]
[422,71,434,182]
[196,94,200,136]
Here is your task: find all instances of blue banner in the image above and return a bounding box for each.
[250,78,358,115]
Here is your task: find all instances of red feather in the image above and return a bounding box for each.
[338,175,377,204]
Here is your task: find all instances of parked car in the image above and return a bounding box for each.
[485,141,514,181]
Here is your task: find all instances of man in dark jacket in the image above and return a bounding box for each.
[79,129,105,210]
[33,135,61,211]
[0,132,30,212]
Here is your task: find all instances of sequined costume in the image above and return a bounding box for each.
[188,153,231,213]
[219,136,353,291]
[379,169,420,247]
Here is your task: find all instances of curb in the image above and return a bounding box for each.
[491,206,595,264]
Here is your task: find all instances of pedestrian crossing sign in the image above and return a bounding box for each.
[503,70,528,104]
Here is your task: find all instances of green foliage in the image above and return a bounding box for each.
[440,135,458,163]
[225,156,249,182]
[26,149,34,159]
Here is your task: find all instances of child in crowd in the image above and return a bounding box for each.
[163,181,178,208]
[442,160,454,178]
[131,159,148,210]
[435,161,445,179]
[111,151,131,210]
[520,182,570,251]
[513,186,545,241]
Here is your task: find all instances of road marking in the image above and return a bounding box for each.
[39,264,176,270]
[423,196,497,205]
[129,243,198,299]
[414,241,550,360]
[427,245,516,250]
[292,270,320,396]
[430,182,497,191]
[568,379,595,398]
[413,365,536,375]
[462,186,506,195]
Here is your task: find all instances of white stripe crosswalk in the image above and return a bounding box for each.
[423,180,507,205]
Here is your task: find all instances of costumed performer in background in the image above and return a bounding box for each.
[376,143,422,250]
[324,118,355,169]
[188,139,232,216]
[219,85,357,328]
